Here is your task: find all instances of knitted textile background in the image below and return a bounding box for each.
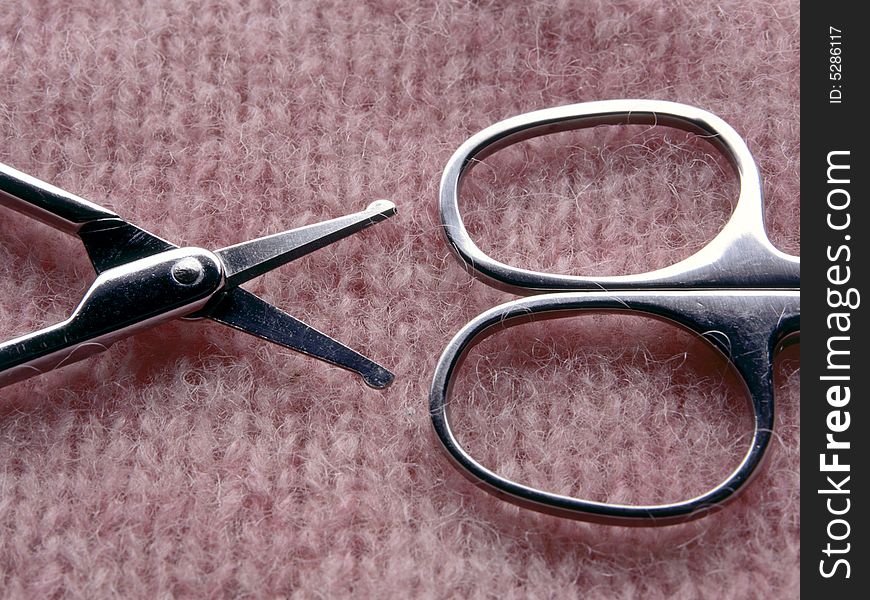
[1,1,799,598]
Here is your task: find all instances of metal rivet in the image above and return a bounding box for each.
[171,257,205,286]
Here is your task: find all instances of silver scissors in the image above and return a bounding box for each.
[0,162,395,389]
[430,100,800,526]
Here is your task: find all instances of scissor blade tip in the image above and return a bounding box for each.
[367,199,397,215]
[363,367,395,389]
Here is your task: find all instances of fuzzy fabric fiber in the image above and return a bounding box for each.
[0,1,799,598]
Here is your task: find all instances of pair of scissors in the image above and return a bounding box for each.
[430,100,800,526]
[0,162,396,389]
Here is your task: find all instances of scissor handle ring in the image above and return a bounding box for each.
[439,99,799,293]
[429,290,798,526]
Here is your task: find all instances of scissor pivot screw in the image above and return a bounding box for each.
[171,257,206,286]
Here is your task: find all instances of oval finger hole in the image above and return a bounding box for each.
[444,313,752,508]
[460,124,736,276]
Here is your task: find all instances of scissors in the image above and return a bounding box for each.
[430,100,800,526]
[0,162,395,389]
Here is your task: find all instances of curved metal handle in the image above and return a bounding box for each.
[429,290,799,525]
[439,100,799,294]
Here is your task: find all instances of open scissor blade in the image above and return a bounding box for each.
[79,219,178,273]
[1,160,397,389]
[204,287,394,389]
[215,200,396,289]
[0,161,177,274]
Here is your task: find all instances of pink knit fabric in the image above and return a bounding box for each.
[1,1,799,598]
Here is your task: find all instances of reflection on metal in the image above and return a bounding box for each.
[431,100,799,525]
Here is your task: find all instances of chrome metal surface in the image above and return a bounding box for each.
[0,248,224,387]
[431,100,800,525]
[207,288,394,389]
[0,162,118,233]
[0,161,397,388]
[439,99,799,294]
[216,200,396,288]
